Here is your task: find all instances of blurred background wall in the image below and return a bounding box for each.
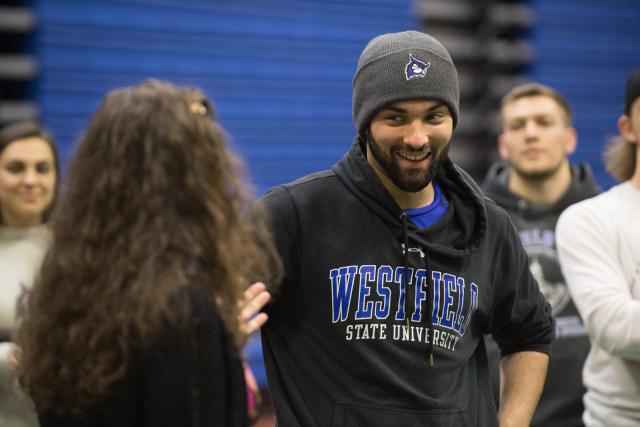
[1,0,639,416]
[2,0,639,189]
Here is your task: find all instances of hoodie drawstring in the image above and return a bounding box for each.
[424,248,434,367]
[401,214,410,330]
[400,213,434,367]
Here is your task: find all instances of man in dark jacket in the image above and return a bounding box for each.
[483,83,600,427]
[260,31,554,427]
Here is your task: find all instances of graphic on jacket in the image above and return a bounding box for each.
[329,261,479,352]
[520,229,569,313]
[519,228,586,338]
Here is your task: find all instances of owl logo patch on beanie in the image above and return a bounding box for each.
[405,55,430,80]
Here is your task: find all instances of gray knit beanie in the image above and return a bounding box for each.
[352,31,459,139]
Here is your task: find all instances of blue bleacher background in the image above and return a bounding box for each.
[35,0,415,194]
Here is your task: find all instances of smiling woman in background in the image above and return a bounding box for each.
[0,121,59,427]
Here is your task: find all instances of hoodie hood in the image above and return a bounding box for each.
[333,138,487,258]
[482,161,601,218]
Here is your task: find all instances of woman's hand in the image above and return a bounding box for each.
[238,282,271,345]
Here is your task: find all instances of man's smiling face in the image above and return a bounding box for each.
[366,99,453,192]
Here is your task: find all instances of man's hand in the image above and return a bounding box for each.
[238,282,271,345]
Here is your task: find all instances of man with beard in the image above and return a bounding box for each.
[259,31,554,427]
[482,83,601,427]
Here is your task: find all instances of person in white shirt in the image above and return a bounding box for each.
[556,68,640,427]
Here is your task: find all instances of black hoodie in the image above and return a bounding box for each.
[260,141,554,427]
[482,161,600,427]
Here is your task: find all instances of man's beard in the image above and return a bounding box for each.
[367,135,448,193]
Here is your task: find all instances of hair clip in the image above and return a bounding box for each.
[189,101,208,115]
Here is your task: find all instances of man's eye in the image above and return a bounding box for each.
[508,122,524,131]
[386,115,404,123]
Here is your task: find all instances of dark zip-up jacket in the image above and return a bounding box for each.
[261,140,554,427]
[482,161,600,427]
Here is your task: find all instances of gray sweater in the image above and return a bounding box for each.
[0,225,51,427]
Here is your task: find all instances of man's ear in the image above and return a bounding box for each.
[618,114,638,145]
[497,133,509,161]
[564,127,578,155]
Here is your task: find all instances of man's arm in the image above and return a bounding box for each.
[486,211,554,425]
[498,351,549,427]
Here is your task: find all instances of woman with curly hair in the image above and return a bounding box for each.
[17,80,278,426]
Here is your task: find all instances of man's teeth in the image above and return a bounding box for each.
[397,152,430,161]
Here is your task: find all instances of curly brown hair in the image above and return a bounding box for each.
[17,80,279,414]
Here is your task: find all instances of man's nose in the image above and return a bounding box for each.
[404,121,428,148]
[524,120,539,139]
